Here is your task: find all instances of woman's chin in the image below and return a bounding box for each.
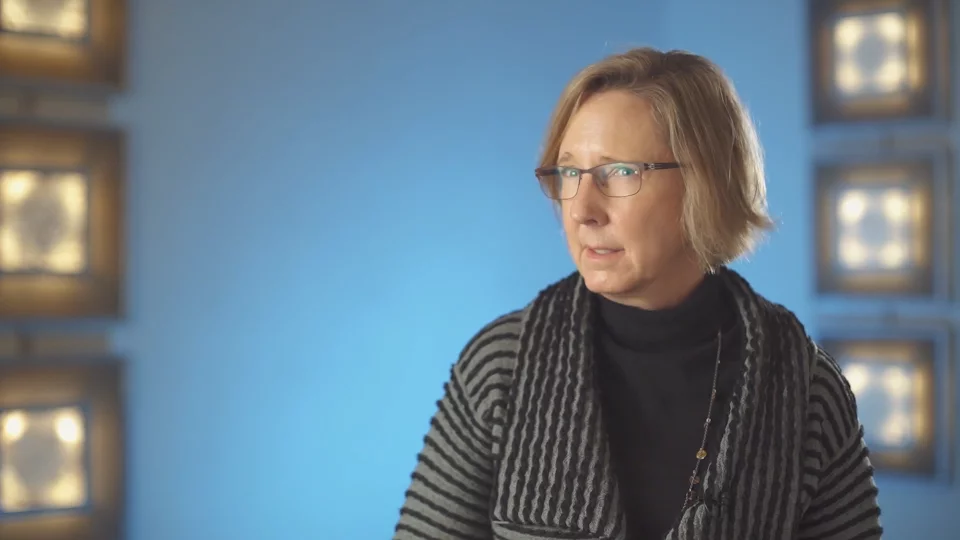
[580,269,634,295]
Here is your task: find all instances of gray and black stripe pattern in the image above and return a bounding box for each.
[394,268,882,540]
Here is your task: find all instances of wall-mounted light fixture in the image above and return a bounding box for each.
[1,405,90,514]
[809,0,949,124]
[820,322,951,478]
[0,122,123,320]
[0,0,125,91]
[814,152,949,298]
[0,0,89,40]
[0,357,123,540]
[0,169,89,275]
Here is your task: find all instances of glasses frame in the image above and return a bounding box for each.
[534,161,680,200]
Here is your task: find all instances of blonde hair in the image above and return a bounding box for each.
[540,47,774,270]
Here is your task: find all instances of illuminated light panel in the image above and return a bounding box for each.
[815,158,936,297]
[832,10,914,99]
[824,335,942,477]
[0,406,89,514]
[0,0,89,40]
[840,359,927,451]
[810,0,945,124]
[0,169,89,275]
[833,185,923,273]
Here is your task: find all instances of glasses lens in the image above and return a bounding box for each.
[537,169,577,200]
[597,163,643,197]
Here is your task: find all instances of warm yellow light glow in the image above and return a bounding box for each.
[0,169,89,274]
[876,12,906,42]
[844,362,871,395]
[838,190,868,223]
[835,63,864,94]
[55,408,83,444]
[45,471,86,508]
[880,411,912,446]
[1,410,27,442]
[0,466,28,512]
[832,11,909,97]
[878,242,907,268]
[882,366,912,399]
[0,0,88,40]
[0,170,34,202]
[838,236,868,268]
[883,191,908,221]
[834,18,864,50]
[875,58,907,92]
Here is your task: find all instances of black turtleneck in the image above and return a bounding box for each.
[594,273,743,540]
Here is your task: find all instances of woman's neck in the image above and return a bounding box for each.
[596,273,730,351]
[600,258,706,311]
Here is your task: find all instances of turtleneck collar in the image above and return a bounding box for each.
[595,273,732,353]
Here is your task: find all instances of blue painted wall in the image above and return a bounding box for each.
[110,0,957,538]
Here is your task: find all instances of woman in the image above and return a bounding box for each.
[393,47,882,540]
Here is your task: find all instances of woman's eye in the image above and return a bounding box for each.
[612,166,638,176]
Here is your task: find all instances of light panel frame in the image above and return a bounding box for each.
[0,356,124,540]
[809,0,950,124]
[814,149,950,300]
[0,0,125,92]
[819,320,952,479]
[0,122,124,321]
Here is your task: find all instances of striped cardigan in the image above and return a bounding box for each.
[394,269,883,540]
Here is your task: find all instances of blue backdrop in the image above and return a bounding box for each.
[109,0,959,537]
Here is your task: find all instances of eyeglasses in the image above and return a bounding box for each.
[535,161,680,200]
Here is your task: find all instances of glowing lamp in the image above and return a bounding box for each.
[0,358,123,539]
[0,406,90,514]
[0,170,90,276]
[810,0,948,123]
[815,158,936,296]
[0,0,124,91]
[822,331,945,476]
[0,0,89,40]
[0,123,123,320]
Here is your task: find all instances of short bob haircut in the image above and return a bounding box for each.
[539,47,774,270]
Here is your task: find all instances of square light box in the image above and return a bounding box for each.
[820,325,951,478]
[0,169,90,275]
[1,405,91,515]
[0,357,123,540]
[809,0,949,123]
[0,0,125,91]
[814,155,945,298]
[0,122,123,320]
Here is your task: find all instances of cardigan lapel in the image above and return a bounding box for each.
[491,273,625,538]
[669,268,808,539]
[663,268,771,538]
[704,269,809,539]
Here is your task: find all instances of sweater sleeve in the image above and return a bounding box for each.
[393,313,520,540]
[797,349,883,540]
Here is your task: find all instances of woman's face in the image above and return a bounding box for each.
[558,90,699,308]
